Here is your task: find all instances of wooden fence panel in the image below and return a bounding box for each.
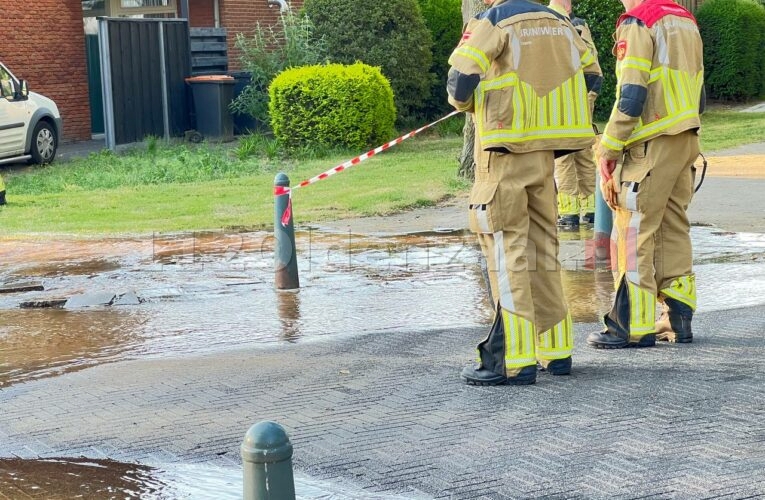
[101,18,191,147]
[190,27,228,75]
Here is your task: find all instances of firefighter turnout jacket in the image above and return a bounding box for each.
[598,0,705,161]
[448,0,602,156]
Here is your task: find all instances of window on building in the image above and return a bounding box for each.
[81,0,176,17]
[82,0,106,16]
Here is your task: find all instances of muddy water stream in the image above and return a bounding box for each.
[1,227,764,389]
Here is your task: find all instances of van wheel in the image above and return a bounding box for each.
[30,122,57,164]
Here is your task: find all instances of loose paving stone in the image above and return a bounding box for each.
[64,291,117,308]
[0,281,44,294]
[112,291,140,306]
[19,298,67,309]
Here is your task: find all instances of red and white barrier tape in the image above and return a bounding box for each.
[274,110,460,226]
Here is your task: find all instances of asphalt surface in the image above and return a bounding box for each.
[2,306,765,498]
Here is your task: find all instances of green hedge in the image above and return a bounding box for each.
[573,0,624,121]
[302,0,433,126]
[417,0,463,119]
[269,63,396,151]
[697,0,765,100]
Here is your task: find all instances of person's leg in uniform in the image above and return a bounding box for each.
[587,136,688,349]
[555,153,580,229]
[526,150,574,375]
[576,146,597,224]
[580,94,599,224]
[462,150,549,386]
[0,174,6,205]
[654,131,700,343]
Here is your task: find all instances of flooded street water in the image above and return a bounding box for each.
[1,226,764,388]
[1,225,764,497]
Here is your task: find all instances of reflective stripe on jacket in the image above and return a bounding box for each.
[598,2,703,160]
[448,0,601,155]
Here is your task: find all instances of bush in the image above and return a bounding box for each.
[417,0,464,120]
[231,11,328,128]
[302,0,434,126]
[573,0,624,121]
[269,63,396,151]
[697,0,765,100]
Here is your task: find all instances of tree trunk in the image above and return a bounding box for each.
[462,0,487,25]
[457,114,477,180]
[457,0,489,181]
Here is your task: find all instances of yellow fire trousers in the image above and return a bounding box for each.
[555,146,596,216]
[605,131,700,341]
[468,149,573,376]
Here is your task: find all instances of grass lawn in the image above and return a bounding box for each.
[0,135,468,235]
[1,110,763,236]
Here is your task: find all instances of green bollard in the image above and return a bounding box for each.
[242,420,296,500]
[593,169,613,265]
[274,173,300,290]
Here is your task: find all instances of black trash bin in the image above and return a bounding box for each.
[186,75,235,142]
[228,70,259,135]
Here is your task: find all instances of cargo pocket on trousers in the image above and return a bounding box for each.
[468,182,500,234]
[617,144,651,212]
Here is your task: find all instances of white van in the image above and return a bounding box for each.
[0,62,62,166]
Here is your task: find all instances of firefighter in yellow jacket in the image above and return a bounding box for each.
[447,0,602,385]
[587,0,704,349]
[549,0,602,228]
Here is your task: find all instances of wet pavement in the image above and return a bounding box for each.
[0,457,415,499]
[1,220,765,497]
[2,227,763,389]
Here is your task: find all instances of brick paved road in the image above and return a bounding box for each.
[2,305,765,498]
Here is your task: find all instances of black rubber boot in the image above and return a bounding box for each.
[505,365,537,385]
[587,330,655,349]
[462,307,509,386]
[557,214,580,229]
[589,278,657,349]
[587,331,656,349]
[461,365,507,386]
[0,190,6,206]
[539,356,572,375]
[462,306,537,386]
[461,364,537,385]
[586,330,628,348]
[656,298,693,343]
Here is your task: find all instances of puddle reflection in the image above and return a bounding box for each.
[278,290,303,342]
[0,308,146,387]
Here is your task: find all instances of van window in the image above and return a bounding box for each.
[0,67,13,98]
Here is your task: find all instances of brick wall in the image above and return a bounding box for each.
[188,0,216,27]
[1,0,91,142]
[220,0,304,70]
